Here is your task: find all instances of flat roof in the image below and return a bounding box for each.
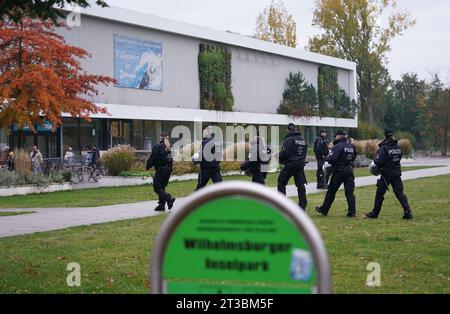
[73,5,356,71]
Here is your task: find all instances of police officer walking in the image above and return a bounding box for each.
[314,129,330,189]
[195,126,223,190]
[366,130,414,219]
[240,133,271,185]
[277,123,308,210]
[315,130,357,217]
[146,131,176,212]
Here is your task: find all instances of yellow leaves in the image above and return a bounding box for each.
[255,0,297,48]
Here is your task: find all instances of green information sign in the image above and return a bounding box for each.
[151,182,331,294]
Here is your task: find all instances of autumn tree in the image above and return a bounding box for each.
[0,19,115,147]
[308,0,415,124]
[0,0,108,23]
[255,0,297,48]
[416,74,450,156]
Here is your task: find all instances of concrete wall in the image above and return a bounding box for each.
[57,14,355,116]
[58,15,201,109]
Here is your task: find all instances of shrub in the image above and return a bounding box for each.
[221,161,241,173]
[101,144,135,176]
[62,170,72,182]
[395,131,416,147]
[0,171,49,187]
[26,172,50,186]
[48,170,65,184]
[351,121,383,140]
[364,140,379,159]
[352,140,365,156]
[0,171,23,186]
[399,139,413,158]
[353,139,380,159]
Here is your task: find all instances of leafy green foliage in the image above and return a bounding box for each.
[338,89,357,118]
[350,121,383,140]
[309,0,415,123]
[415,74,450,155]
[318,65,339,115]
[384,73,427,142]
[198,45,233,111]
[277,71,318,117]
[279,70,356,118]
[0,0,109,23]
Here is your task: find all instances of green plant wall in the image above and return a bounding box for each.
[198,44,234,111]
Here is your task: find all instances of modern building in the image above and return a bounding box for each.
[3,5,358,157]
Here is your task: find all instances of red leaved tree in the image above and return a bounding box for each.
[0,18,115,146]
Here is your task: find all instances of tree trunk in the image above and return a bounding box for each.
[17,129,24,149]
[367,102,375,124]
[443,125,448,156]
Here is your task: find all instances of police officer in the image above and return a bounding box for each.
[240,133,271,185]
[314,129,330,189]
[277,123,308,210]
[195,126,223,190]
[146,131,176,212]
[366,130,414,219]
[315,130,357,217]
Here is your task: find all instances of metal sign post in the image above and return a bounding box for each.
[151,181,332,294]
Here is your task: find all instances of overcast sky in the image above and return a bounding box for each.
[106,0,450,83]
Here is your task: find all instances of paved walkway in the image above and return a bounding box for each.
[1,158,449,238]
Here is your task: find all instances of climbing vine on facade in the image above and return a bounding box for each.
[198,43,234,111]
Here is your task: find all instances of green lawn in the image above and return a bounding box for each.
[0,211,34,217]
[0,166,436,208]
[0,174,448,293]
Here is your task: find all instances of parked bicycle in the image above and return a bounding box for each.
[75,163,104,183]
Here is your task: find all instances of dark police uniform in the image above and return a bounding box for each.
[195,134,223,190]
[146,140,175,211]
[277,130,308,210]
[240,137,270,185]
[316,136,357,217]
[366,137,413,219]
[314,134,330,188]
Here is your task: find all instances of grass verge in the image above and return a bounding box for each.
[0,166,437,208]
[0,174,448,293]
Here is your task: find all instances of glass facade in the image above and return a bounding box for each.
[3,118,342,158]
[9,125,61,158]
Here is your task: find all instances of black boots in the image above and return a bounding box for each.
[365,210,414,219]
[154,198,176,212]
[315,206,328,216]
[167,198,176,210]
[403,210,414,220]
[365,211,379,219]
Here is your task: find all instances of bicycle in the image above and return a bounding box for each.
[75,163,103,183]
